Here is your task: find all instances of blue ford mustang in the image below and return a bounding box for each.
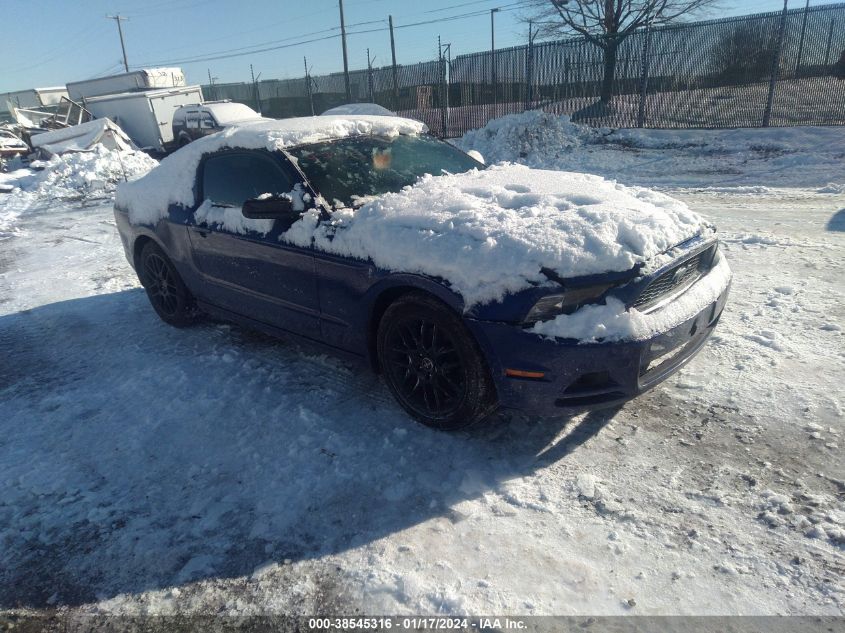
[114,117,729,430]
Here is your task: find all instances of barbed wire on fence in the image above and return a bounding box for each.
[204,2,845,137]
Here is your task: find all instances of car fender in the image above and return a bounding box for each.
[121,209,197,290]
[359,271,469,371]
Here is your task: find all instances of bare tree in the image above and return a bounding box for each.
[523,0,719,104]
[710,23,778,84]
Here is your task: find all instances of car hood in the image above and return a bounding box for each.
[287,163,709,307]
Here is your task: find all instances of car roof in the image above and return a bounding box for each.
[321,103,396,117]
[116,115,430,220]
[201,102,262,124]
[203,115,429,149]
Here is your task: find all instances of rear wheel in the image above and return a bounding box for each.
[138,241,198,327]
[377,293,497,430]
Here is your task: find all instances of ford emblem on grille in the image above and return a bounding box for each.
[672,262,692,283]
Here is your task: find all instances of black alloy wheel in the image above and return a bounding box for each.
[377,292,497,430]
[139,241,198,327]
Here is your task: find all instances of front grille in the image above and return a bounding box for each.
[632,246,714,312]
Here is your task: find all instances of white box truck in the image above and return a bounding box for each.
[66,68,185,103]
[83,85,203,153]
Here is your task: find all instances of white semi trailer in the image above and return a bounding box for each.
[83,85,203,153]
[66,68,185,103]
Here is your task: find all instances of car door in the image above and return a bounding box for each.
[199,112,217,137]
[187,149,320,338]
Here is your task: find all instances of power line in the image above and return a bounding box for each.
[130,3,521,68]
[131,18,388,67]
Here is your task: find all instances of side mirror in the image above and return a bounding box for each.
[466,149,485,165]
[242,196,294,219]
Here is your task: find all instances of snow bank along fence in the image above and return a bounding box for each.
[204,2,845,136]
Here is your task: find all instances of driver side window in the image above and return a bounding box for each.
[202,151,295,208]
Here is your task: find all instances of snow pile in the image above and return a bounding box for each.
[818,183,845,194]
[8,145,157,200]
[117,115,427,225]
[530,255,731,342]
[456,110,601,166]
[457,112,845,188]
[285,163,706,306]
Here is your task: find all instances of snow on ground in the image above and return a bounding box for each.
[0,147,156,239]
[1,127,843,617]
[457,110,845,189]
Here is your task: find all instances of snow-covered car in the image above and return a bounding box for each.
[172,101,262,148]
[114,116,731,429]
[321,103,396,117]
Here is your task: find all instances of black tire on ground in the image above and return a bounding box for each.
[138,241,198,327]
[377,292,497,430]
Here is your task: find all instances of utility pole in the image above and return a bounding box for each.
[207,69,216,100]
[250,64,262,114]
[389,15,400,110]
[304,56,315,116]
[438,37,451,138]
[491,8,500,109]
[106,14,129,73]
[338,0,351,102]
[366,48,375,103]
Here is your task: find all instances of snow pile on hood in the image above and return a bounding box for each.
[285,163,706,306]
[117,115,427,225]
[9,145,157,200]
[456,110,601,166]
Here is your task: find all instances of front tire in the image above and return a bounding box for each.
[138,241,197,327]
[377,292,497,430]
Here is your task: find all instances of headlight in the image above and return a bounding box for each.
[524,283,616,324]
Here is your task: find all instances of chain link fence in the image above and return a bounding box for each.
[204,2,845,137]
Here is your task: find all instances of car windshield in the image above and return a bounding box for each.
[286,134,483,208]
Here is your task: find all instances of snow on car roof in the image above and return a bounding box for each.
[203,102,262,125]
[117,114,428,225]
[321,103,396,117]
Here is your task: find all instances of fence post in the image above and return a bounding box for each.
[763,0,789,127]
[637,23,653,128]
[526,22,534,110]
[438,38,449,137]
[824,17,835,67]
[795,0,810,77]
[389,15,400,110]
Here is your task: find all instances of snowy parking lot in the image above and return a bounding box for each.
[1,117,843,616]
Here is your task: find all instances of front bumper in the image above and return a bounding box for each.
[466,284,730,418]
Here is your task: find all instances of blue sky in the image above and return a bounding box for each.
[0,0,798,93]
